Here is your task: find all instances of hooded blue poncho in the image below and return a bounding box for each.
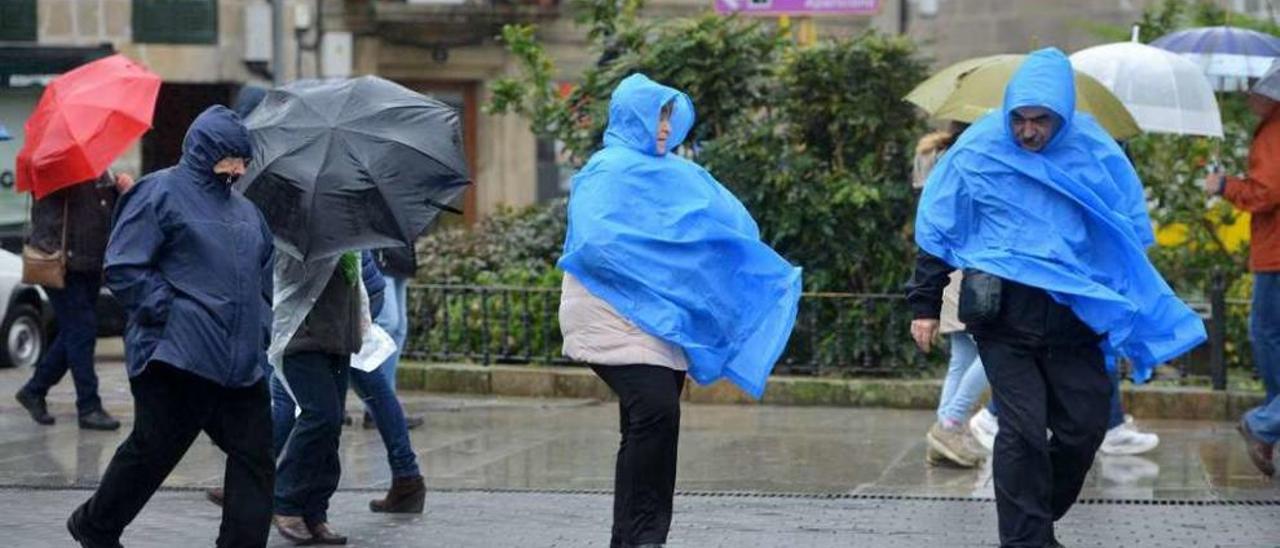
[915,48,1206,382]
[559,74,803,398]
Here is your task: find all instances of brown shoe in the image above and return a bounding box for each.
[308,522,348,545]
[369,474,426,513]
[1238,419,1276,477]
[273,515,315,545]
[205,487,224,507]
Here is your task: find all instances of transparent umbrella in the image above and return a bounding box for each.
[1071,41,1223,137]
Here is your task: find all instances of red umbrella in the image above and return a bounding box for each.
[16,54,161,198]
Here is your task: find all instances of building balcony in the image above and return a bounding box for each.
[341,0,561,51]
[370,0,561,26]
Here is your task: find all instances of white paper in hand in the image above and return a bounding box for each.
[352,322,395,373]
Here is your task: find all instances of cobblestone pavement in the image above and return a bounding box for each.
[1,487,1278,547]
[0,340,1277,546]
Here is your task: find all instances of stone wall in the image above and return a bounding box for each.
[905,0,1163,67]
[35,0,295,83]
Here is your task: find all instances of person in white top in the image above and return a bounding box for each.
[559,102,689,548]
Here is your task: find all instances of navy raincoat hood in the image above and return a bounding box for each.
[106,105,275,387]
[179,105,252,181]
[914,48,1205,381]
[559,74,802,398]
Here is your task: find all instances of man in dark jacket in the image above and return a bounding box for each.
[908,49,1203,548]
[270,252,425,520]
[15,171,133,430]
[66,106,275,548]
[270,250,363,545]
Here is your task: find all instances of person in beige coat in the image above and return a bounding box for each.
[913,123,989,468]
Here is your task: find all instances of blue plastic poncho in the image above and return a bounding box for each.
[915,48,1206,382]
[559,74,803,398]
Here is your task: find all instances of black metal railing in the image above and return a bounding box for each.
[402,281,1242,387]
[402,284,929,376]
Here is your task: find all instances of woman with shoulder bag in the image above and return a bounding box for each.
[15,171,133,430]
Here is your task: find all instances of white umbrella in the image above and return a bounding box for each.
[1071,41,1223,138]
[1252,58,1280,101]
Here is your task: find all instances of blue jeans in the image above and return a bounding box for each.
[1246,272,1280,444]
[349,274,421,478]
[274,352,349,526]
[349,367,421,478]
[270,374,293,458]
[1107,358,1125,430]
[987,354,1126,430]
[23,271,102,415]
[274,368,420,481]
[937,333,988,424]
[376,275,410,390]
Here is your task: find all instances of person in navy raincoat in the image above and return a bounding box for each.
[68,106,276,548]
[907,49,1204,548]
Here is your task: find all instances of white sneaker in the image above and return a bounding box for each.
[1099,419,1160,455]
[969,408,998,453]
[1097,455,1160,485]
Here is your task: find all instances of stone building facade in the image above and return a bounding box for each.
[1,0,1273,230]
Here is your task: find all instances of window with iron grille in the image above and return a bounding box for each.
[0,0,37,42]
[133,0,219,44]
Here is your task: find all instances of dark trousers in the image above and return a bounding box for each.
[591,364,685,548]
[75,363,273,547]
[274,351,349,526]
[977,338,1111,548]
[23,271,102,414]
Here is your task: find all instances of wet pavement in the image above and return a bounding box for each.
[0,339,1278,546]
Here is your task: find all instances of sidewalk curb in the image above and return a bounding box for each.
[397,362,1263,421]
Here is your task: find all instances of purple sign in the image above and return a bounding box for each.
[714,0,879,15]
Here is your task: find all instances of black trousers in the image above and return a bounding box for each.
[591,364,686,548]
[75,363,274,548]
[976,338,1111,548]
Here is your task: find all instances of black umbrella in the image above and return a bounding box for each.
[236,76,470,261]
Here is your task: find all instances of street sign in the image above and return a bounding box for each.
[714,0,878,16]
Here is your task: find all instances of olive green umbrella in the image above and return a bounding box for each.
[905,54,1142,140]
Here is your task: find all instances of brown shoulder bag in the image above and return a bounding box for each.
[22,199,68,289]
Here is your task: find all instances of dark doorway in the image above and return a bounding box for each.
[402,80,479,226]
[141,83,235,175]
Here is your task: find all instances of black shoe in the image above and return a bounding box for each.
[78,409,121,431]
[205,487,224,507]
[15,389,54,425]
[67,505,122,548]
[343,413,353,427]
[362,411,375,429]
[405,415,425,430]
